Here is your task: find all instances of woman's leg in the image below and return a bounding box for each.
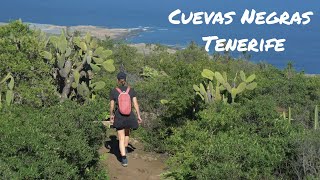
[117,129,126,156]
[124,128,130,148]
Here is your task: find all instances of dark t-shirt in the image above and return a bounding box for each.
[109,86,138,130]
[110,86,137,104]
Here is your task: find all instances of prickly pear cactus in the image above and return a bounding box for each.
[215,71,257,103]
[193,69,226,104]
[194,69,258,104]
[41,32,115,102]
[0,73,15,109]
[141,66,168,79]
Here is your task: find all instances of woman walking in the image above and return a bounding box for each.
[109,72,142,167]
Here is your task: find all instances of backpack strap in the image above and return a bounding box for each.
[115,86,130,94]
[115,87,122,94]
[125,86,131,94]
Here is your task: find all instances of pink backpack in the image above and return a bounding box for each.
[116,86,131,115]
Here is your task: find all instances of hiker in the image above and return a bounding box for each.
[109,72,142,167]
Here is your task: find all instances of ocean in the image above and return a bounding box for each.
[0,0,319,73]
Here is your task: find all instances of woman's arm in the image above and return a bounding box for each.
[133,97,142,123]
[110,100,115,123]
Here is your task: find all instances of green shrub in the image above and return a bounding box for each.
[250,68,320,127]
[0,20,57,107]
[287,130,320,178]
[164,98,299,179]
[0,100,108,179]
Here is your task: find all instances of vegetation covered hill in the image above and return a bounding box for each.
[1,21,320,179]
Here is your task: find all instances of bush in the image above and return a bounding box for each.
[252,68,320,127]
[163,98,299,179]
[0,100,108,179]
[288,130,320,179]
[0,21,57,107]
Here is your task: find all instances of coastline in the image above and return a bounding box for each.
[0,21,178,55]
[0,22,143,40]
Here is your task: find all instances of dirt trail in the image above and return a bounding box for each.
[99,134,167,180]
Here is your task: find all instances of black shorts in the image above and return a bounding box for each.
[113,110,139,130]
